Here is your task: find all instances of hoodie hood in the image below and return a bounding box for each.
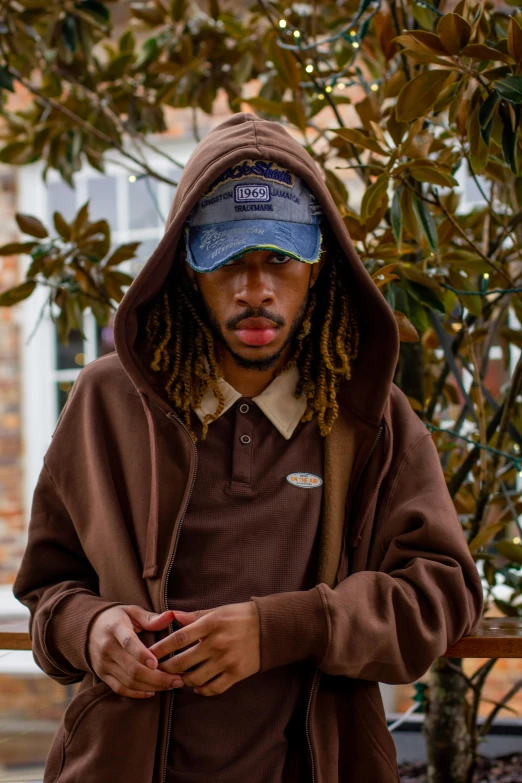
[113,112,400,579]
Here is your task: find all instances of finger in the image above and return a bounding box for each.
[158,642,209,676]
[148,617,211,659]
[112,622,161,671]
[172,609,212,625]
[194,672,235,697]
[125,606,176,633]
[114,649,185,690]
[103,673,157,699]
[108,658,183,693]
[181,659,223,689]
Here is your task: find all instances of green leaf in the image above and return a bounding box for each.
[495,76,522,103]
[396,69,452,122]
[360,173,389,221]
[495,540,522,565]
[390,187,402,249]
[408,165,459,187]
[78,0,110,22]
[0,66,14,92]
[119,30,136,53]
[468,102,489,174]
[0,142,32,164]
[0,279,37,306]
[246,97,284,118]
[411,192,438,252]
[500,103,519,175]
[16,214,48,238]
[479,90,500,145]
[404,279,445,314]
[62,15,78,53]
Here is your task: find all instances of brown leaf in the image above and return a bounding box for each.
[437,13,471,55]
[0,280,37,306]
[333,127,388,155]
[16,214,48,239]
[394,310,419,342]
[461,44,514,64]
[508,16,522,63]
[396,69,452,122]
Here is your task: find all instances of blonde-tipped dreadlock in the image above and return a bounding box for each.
[143,221,360,444]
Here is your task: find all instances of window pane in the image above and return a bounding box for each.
[47,181,77,224]
[55,328,85,371]
[87,177,117,227]
[56,380,75,418]
[96,311,116,357]
[128,176,161,229]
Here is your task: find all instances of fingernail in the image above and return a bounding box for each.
[146,692,156,697]
[146,658,157,670]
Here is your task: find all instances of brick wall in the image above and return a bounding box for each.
[0,166,24,586]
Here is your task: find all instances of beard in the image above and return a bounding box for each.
[195,284,310,372]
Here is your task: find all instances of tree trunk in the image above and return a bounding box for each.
[423,658,473,783]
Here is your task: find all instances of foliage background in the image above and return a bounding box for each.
[1,0,522,775]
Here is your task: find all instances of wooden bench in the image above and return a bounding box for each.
[1,617,522,657]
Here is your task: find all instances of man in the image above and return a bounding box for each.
[13,113,484,783]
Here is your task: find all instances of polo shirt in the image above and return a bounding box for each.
[166,364,324,783]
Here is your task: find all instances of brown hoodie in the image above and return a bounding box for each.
[13,113,484,783]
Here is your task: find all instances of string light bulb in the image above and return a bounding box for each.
[279,19,287,28]
[370,83,378,91]
[484,272,490,279]
[352,41,359,48]
[305,64,314,73]
[318,93,324,100]
[128,175,137,183]
[338,82,346,89]
[325,85,332,93]
[293,29,301,37]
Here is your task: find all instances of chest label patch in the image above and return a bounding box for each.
[286,472,323,489]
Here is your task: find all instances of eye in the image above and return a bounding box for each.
[270,253,291,264]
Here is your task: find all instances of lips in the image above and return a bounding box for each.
[234,318,279,346]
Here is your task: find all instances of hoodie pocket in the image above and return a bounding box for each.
[353,682,400,781]
[63,680,112,748]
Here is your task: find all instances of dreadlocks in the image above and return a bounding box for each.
[143,220,360,444]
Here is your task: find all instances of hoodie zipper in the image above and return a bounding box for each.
[163,410,198,783]
[304,421,384,783]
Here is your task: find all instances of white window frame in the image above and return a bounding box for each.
[15,139,196,518]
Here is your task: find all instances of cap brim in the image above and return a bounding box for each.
[185,219,321,272]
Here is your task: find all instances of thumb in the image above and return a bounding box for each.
[125,605,176,631]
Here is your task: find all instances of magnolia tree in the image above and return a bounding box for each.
[1,0,522,780]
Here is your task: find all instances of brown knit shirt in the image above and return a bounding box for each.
[165,366,323,783]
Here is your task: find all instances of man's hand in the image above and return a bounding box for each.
[87,605,185,698]
[148,601,261,697]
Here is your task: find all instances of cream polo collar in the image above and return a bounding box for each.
[193,358,307,440]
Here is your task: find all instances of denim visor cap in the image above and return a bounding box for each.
[184,159,323,272]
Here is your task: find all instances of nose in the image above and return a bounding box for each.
[233,266,275,310]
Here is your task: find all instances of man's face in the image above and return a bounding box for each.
[182,242,326,371]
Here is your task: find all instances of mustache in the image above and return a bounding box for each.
[226,307,285,330]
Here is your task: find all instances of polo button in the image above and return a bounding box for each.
[239,403,249,414]
[240,434,251,445]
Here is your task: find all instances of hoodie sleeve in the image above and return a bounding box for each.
[12,460,124,685]
[250,432,484,684]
